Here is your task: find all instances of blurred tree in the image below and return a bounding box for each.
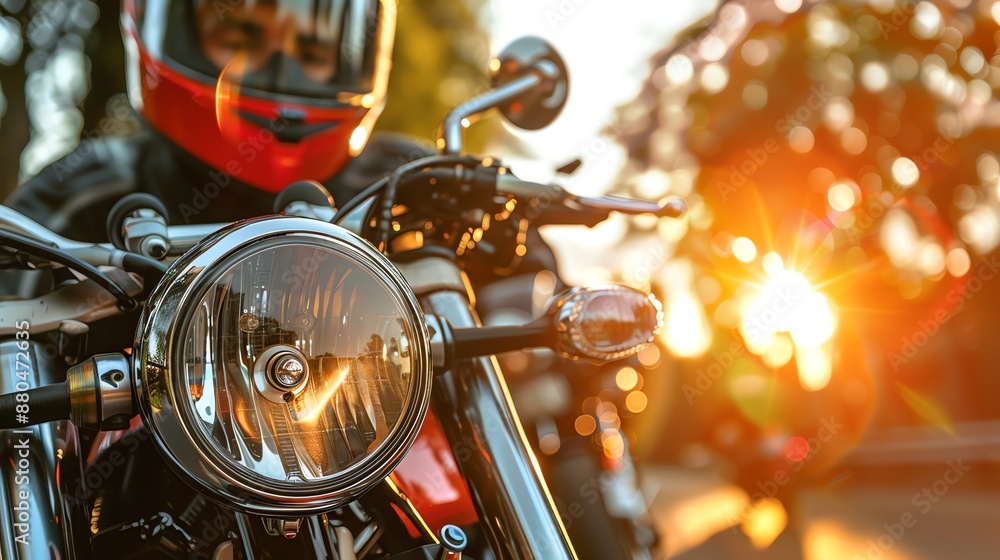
[610,0,1000,478]
[380,0,494,148]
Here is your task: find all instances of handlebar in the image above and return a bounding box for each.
[0,165,684,273]
[0,205,222,267]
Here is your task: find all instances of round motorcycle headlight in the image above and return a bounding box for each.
[134,217,431,516]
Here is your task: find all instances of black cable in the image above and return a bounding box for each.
[332,155,479,247]
[0,382,70,429]
[332,176,390,224]
[0,229,137,311]
[122,252,168,286]
[376,155,477,249]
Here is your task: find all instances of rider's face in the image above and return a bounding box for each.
[196,1,339,84]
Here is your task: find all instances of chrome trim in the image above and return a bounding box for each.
[262,517,301,539]
[122,208,171,258]
[0,205,91,250]
[160,224,231,255]
[424,314,451,370]
[382,477,439,544]
[133,216,433,516]
[336,526,357,560]
[400,258,577,560]
[67,353,133,431]
[0,205,220,262]
[251,346,311,404]
[550,284,663,363]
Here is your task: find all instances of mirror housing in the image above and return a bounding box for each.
[490,36,569,130]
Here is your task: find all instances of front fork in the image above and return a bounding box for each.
[0,339,88,560]
[397,256,578,560]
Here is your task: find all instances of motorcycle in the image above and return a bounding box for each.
[0,37,685,559]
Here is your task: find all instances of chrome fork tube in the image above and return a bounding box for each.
[400,257,576,560]
[0,340,80,559]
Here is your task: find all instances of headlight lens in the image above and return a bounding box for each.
[135,217,431,515]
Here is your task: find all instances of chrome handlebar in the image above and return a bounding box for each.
[0,205,222,266]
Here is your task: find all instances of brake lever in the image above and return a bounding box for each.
[495,175,687,225]
[568,194,687,218]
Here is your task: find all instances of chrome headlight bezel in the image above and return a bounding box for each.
[133,216,432,516]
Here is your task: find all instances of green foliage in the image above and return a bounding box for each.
[379,0,496,152]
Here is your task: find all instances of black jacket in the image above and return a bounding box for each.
[5,128,434,242]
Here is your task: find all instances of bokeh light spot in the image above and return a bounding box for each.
[891,157,920,187]
[784,435,810,462]
[625,391,648,413]
[733,237,758,263]
[616,367,639,391]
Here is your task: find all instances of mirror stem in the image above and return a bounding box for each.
[439,73,543,155]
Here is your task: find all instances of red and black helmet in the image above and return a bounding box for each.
[121,0,396,193]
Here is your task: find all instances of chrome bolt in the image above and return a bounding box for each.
[270,353,306,388]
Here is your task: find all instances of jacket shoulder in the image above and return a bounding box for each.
[5,135,145,240]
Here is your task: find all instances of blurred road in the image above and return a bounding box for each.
[649,460,1000,560]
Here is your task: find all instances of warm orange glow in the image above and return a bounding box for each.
[741,498,788,550]
[795,341,833,391]
[740,269,836,351]
[574,415,596,436]
[625,391,648,413]
[349,126,370,154]
[214,53,248,140]
[896,383,955,436]
[601,429,625,459]
[637,344,661,368]
[297,365,351,423]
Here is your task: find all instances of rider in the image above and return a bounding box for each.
[5,0,430,241]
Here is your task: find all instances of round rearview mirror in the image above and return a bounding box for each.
[490,37,569,130]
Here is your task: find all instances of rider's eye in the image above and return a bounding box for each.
[298,41,334,66]
[215,21,264,52]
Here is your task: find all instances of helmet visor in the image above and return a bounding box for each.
[135,0,393,102]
